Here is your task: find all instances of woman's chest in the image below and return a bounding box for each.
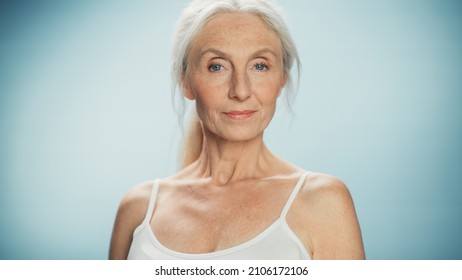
[150,185,292,254]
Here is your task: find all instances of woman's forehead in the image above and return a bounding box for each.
[189,12,282,56]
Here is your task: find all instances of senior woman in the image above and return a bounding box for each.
[110,0,365,260]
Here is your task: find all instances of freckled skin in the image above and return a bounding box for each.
[184,12,286,142]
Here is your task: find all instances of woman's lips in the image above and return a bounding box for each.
[223,110,257,120]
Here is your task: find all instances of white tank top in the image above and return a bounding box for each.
[127,172,312,260]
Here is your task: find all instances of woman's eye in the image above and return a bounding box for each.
[254,63,267,71]
[209,64,222,72]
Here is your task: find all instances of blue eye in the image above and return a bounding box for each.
[209,64,222,72]
[255,63,267,71]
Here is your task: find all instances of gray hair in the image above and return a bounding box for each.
[171,0,301,126]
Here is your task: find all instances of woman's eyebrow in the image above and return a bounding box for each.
[252,48,278,58]
[199,48,228,58]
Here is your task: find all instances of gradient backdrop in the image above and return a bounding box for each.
[1,0,461,259]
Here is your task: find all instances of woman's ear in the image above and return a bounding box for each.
[182,73,196,100]
[184,87,196,100]
[277,74,287,97]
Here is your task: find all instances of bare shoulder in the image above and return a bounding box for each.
[300,173,354,209]
[118,181,154,217]
[109,181,154,260]
[293,172,365,259]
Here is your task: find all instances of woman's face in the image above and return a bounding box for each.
[184,12,286,142]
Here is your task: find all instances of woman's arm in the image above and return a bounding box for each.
[109,182,152,260]
[297,174,365,259]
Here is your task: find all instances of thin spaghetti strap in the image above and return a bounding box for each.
[143,179,160,223]
[280,172,311,218]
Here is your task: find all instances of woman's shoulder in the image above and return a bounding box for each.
[109,180,156,259]
[121,180,155,207]
[294,172,365,259]
[300,172,352,206]
[291,171,357,232]
[116,180,156,224]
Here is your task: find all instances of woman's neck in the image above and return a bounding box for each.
[194,132,275,186]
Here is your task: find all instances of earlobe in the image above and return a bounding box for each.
[181,75,196,100]
[277,76,287,97]
[184,88,196,100]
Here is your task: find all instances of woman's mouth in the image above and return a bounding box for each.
[223,110,257,120]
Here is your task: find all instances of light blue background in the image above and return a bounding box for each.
[1,0,461,259]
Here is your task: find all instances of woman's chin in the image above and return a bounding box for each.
[217,131,263,143]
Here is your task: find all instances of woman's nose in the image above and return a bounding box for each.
[228,70,251,101]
